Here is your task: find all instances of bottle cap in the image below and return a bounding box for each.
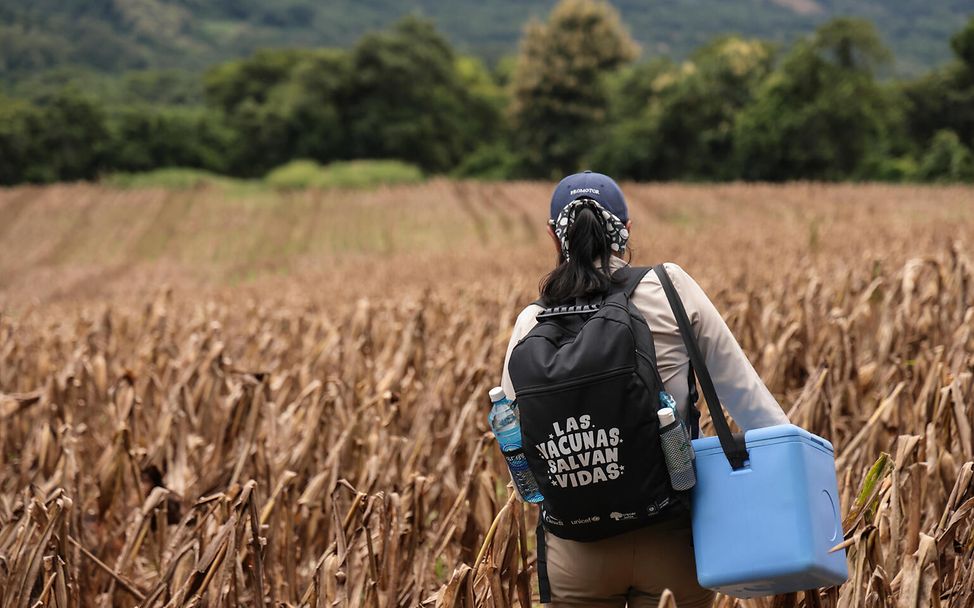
[657,407,676,425]
[489,386,508,403]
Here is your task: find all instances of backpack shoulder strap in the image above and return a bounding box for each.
[610,265,651,298]
[652,263,750,471]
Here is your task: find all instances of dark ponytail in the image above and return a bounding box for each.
[539,206,625,306]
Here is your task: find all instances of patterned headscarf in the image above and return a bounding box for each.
[549,198,629,262]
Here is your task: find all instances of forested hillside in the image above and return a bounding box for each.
[1,0,970,89]
[2,1,973,185]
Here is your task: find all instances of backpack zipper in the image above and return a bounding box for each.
[515,366,634,397]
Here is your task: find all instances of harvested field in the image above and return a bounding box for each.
[1,181,973,607]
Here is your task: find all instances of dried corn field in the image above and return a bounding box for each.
[1,181,973,608]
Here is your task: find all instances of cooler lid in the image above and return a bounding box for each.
[691,424,834,457]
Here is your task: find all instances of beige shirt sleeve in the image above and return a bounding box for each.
[636,262,789,431]
[500,259,788,432]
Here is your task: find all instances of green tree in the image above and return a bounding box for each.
[901,17,974,157]
[346,16,496,173]
[41,88,114,181]
[0,96,37,185]
[204,49,302,116]
[204,48,351,175]
[509,0,637,177]
[917,130,974,182]
[594,37,774,180]
[0,88,112,183]
[733,19,898,181]
[107,106,236,173]
[602,58,676,125]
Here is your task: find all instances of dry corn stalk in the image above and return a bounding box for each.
[1,183,973,607]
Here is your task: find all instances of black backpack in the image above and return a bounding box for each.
[508,265,688,542]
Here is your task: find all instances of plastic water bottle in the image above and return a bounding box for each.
[658,405,696,491]
[488,387,544,503]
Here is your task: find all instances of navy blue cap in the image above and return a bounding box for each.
[549,171,629,222]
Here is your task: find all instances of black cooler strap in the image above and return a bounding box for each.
[653,264,749,470]
[686,365,701,439]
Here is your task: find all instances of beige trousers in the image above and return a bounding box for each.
[541,514,715,608]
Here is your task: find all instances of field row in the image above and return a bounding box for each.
[1,182,973,606]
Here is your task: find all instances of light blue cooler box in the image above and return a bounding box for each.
[690,424,848,598]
